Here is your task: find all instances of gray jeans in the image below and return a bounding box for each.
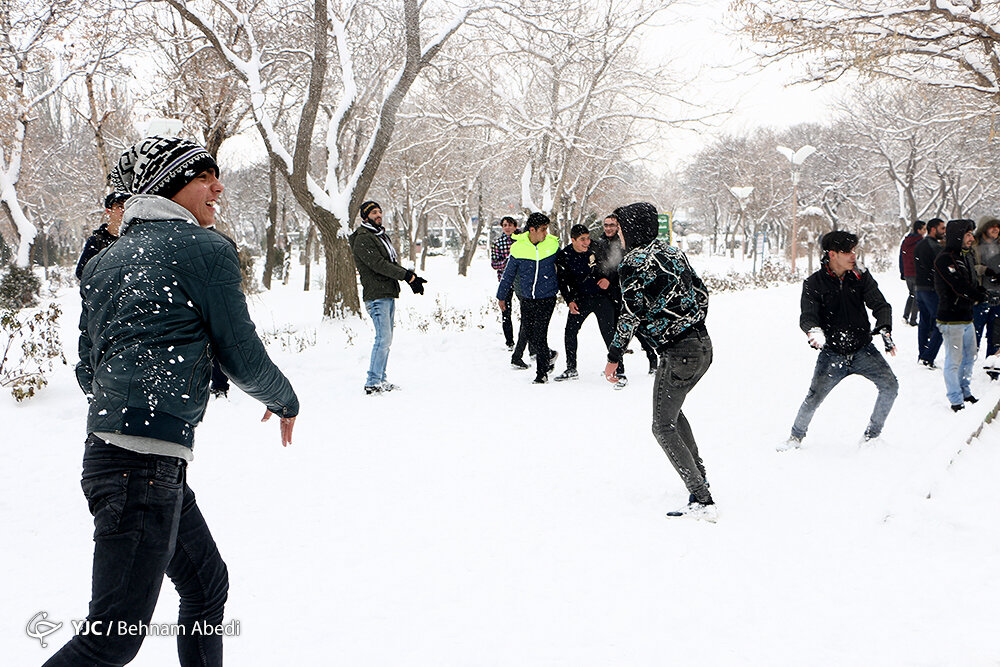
[652,330,713,504]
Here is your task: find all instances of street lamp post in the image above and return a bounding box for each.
[727,185,754,270]
[777,145,816,273]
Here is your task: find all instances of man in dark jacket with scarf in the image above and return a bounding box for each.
[899,219,925,326]
[914,218,946,367]
[75,191,129,279]
[47,136,299,667]
[782,231,897,451]
[349,200,426,395]
[601,202,716,521]
[593,213,659,376]
[934,219,987,411]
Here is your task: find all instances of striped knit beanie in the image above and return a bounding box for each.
[109,136,219,200]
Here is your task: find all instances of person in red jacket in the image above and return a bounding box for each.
[899,220,926,326]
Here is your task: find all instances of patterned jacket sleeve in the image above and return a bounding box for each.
[608,263,644,363]
[490,239,506,273]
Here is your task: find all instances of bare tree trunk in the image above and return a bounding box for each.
[262,160,279,290]
[85,73,111,180]
[303,223,316,291]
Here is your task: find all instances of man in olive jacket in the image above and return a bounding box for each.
[47,135,298,667]
[349,200,426,394]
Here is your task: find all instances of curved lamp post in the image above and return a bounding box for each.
[776,145,816,272]
[728,186,755,272]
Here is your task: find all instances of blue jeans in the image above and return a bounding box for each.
[652,331,713,503]
[364,298,395,387]
[791,343,898,440]
[938,322,977,405]
[916,290,943,362]
[45,436,228,667]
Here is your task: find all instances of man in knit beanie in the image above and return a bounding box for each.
[46,136,298,667]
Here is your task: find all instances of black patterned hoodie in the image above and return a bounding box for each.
[607,203,709,363]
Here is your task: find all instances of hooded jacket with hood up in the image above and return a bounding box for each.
[934,219,986,323]
[607,202,708,363]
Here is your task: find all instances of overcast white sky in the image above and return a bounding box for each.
[639,0,844,165]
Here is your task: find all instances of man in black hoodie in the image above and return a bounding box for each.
[601,203,716,521]
[914,218,946,367]
[934,219,987,411]
[782,231,898,450]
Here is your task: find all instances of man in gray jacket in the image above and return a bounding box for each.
[46,136,299,667]
[349,200,426,394]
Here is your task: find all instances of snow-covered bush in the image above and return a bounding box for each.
[701,258,801,293]
[0,302,66,401]
[0,265,41,309]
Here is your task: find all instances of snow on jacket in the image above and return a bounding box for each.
[800,257,891,355]
[75,224,118,279]
[349,223,409,301]
[77,195,299,455]
[934,220,986,323]
[914,235,943,290]
[898,232,921,279]
[490,233,515,281]
[496,232,560,301]
[607,239,708,364]
[554,245,601,303]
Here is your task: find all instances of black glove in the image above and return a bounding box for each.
[409,275,427,295]
[210,358,230,398]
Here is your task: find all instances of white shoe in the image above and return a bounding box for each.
[777,436,802,452]
[666,502,718,523]
[612,376,628,390]
[860,434,885,447]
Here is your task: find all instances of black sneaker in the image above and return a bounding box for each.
[965,395,979,404]
[506,342,515,351]
[919,359,937,369]
[511,358,529,370]
[547,350,558,372]
[364,385,382,395]
[951,403,965,412]
[533,374,548,384]
[553,368,578,382]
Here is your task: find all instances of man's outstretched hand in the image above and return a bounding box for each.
[262,409,296,447]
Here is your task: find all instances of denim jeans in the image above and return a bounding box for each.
[938,322,977,405]
[45,436,228,667]
[563,295,616,371]
[791,343,898,440]
[916,290,943,363]
[364,298,395,387]
[652,331,713,503]
[499,283,515,347]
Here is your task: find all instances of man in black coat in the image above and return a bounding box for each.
[47,136,299,667]
[592,213,658,377]
[75,191,128,279]
[914,217,946,367]
[933,219,987,410]
[552,224,616,381]
[782,230,898,450]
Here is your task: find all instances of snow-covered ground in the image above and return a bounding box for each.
[4,252,998,665]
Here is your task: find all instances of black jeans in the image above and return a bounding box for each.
[902,277,918,326]
[513,296,556,377]
[651,331,713,503]
[45,437,228,667]
[564,294,616,371]
[499,283,516,347]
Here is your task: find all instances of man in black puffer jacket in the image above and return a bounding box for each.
[782,230,898,451]
[934,218,987,411]
[75,191,128,279]
[47,136,299,667]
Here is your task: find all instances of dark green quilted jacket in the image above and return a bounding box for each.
[349,223,409,301]
[77,196,299,449]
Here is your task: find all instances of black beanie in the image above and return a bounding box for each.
[526,212,550,230]
[360,201,381,220]
[103,192,129,209]
[109,136,219,200]
[614,202,658,249]
[821,230,858,254]
[944,219,975,251]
